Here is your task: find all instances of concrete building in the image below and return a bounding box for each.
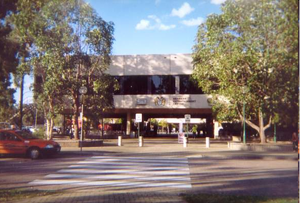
[104,53,213,137]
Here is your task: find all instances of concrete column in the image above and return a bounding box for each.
[126,112,132,136]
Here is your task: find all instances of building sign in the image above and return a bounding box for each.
[136,98,147,105]
[173,96,196,105]
[154,96,166,106]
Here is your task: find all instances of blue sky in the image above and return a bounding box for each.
[87,0,224,54]
[15,0,225,104]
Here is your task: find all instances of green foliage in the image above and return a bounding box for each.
[193,0,298,128]
[0,0,18,121]
[12,0,115,138]
[158,120,168,128]
[32,127,45,139]
[192,125,198,133]
[150,118,158,125]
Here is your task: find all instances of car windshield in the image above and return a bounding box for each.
[15,131,37,140]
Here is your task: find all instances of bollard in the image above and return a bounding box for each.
[139,136,143,147]
[183,136,187,148]
[206,137,210,148]
[118,136,122,146]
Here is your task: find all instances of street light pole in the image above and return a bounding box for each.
[242,86,248,144]
[274,123,276,143]
[79,86,87,152]
[80,97,84,151]
[243,99,246,144]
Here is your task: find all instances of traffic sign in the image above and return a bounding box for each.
[135,113,142,123]
[185,114,191,123]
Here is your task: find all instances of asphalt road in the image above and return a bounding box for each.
[0,138,298,202]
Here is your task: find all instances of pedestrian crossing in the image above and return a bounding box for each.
[29,156,192,189]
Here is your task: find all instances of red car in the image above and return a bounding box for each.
[0,130,61,159]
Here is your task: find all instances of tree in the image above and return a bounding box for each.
[0,0,18,122]
[12,0,114,139]
[193,0,298,143]
[158,119,168,133]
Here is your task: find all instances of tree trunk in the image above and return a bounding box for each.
[49,118,54,140]
[238,107,272,143]
[258,109,266,143]
[46,119,51,140]
[48,98,54,140]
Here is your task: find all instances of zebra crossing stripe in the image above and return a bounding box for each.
[78,161,188,166]
[58,168,190,175]
[91,156,188,161]
[45,174,191,181]
[68,164,189,171]
[30,179,191,188]
[29,156,192,189]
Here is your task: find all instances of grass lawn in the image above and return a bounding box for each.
[182,193,298,203]
[0,188,61,202]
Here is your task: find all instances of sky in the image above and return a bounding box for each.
[87,0,224,55]
[14,0,225,104]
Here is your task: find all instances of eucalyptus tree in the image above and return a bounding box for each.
[0,0,18,122]
[193,0,298,143]
[13,0,114,139]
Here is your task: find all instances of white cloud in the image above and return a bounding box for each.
[136,15,176,31]
[171,2,194,18]
[159,24,176,30]
[181,17,204,26]
[148,15,161,24]
[136,19,151,30]
[211,0,226,5]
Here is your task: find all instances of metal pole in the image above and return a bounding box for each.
[243,100,246,144]
[19,74,24,130]
[80,95,84,152]
[102,117,104,139]
[35,108,37,129]
[186,123,189,139]
[138,122,140,137]
[274,123,276,143]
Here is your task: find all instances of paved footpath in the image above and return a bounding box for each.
[6,138,299,203]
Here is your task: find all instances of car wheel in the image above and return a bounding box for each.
[29,148,40,159]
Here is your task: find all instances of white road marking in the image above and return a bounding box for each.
[29,156,192,189]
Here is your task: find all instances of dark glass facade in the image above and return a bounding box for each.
[179,75,204,94]
[123,76,148,95]
[151,76,175,94]
[113,75,203,95]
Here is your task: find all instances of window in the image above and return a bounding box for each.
[113,76,123,95]
[123,76,148,95]
[179,75,203,94]
[6,134,19,141]
[151,76,175,94]
[0,132,21,141]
